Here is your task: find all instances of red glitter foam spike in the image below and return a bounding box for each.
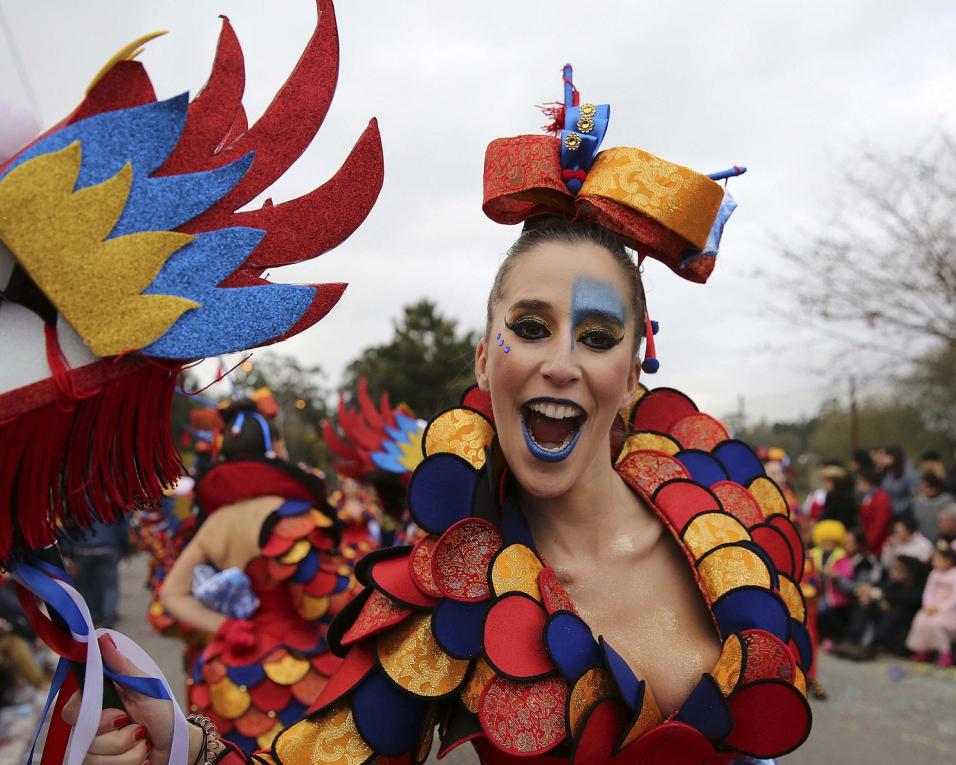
[484,594,553,680]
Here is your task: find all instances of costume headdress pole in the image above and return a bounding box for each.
[0,1,382,761]
[483,65,744,372]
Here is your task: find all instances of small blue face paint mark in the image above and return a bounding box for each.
[504,345,510,353]
[570,276,627,350]
[496,331,510,353]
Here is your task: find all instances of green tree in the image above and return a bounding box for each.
[342,300,480,420]
[902,340,956,440]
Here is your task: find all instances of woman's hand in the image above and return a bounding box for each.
[62,634,203,765]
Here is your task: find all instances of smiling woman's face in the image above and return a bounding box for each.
[476,240,640,499]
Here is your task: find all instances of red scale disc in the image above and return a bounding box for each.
[308,642,376,714]
[311,650,342,677]
[201,661,227,685]
[742,630,796,684]
[630,389,698,433]
[432,518,502,602]
[461,386,495,423]
[711,481,765,528]
[669,413,729,452]
[245,557,270,583]
[616,452,690,498]
[409,534,443,598]
[342,589,412,646]
[261,534,296,558]
[304,569,340,597]
[267,558,299,582]
[247,678,292,711]
[234,706,279,738]
[750,524,795,579]
[610,721,715,765]
[724,680,811,758]
[274,514,316,539]
[369,553,439,608]
[479,675,568,756]
[651,480,720,533]
[291,670,329,705]
[308,528,335,549]
[768,514,805,579]
[204,709,232,736]
[189,682,211,710]
[570,698,629,765]
[484,594,553,679]
[538,567,576,614]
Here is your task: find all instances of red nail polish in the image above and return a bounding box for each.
[134,726,147,741]
[112,715,130,729]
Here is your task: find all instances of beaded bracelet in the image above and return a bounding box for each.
[187,714,223,765]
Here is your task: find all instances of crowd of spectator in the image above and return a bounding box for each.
[801,447,956,670]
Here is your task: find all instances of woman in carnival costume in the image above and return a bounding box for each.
[158,396,353,751]
[0,0,382,763]
[77,53,812,765]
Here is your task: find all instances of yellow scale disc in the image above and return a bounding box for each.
[619,682,662,748]
[312,508,334,527]
[264,653,312,685]
[697,545,771,601]
[748,477,788,519]
[461,658,496,713]
[793,666,808,697]
[424,408,495,469]
[280,539,312,564]
[682,512,750,560]
[568,667,616,738]
[778,576,806,623]
[491,544,543,600]
[376,612,469,697]
[615,432,681,465]
[711,634,743,696]
[274,704,372,765]
[148,601,164,617]
[298,594,330,621]
[257,721,285,751]
[209,676,251,720]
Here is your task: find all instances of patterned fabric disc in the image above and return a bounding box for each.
[478,675,568,756]
[432,518,502,602]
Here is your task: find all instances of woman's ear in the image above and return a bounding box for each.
[619,358,640,410]
[475,338,489,391]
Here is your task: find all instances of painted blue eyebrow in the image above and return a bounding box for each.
[570,276,627,348]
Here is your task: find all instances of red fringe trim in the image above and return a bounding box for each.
[0,363,183,564]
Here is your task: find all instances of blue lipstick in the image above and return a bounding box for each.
[521,397,585,463]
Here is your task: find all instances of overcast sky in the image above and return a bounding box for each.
[2,0,955,423]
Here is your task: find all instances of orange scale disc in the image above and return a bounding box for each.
[669,413,729,452]
[741,630,796,684]
[651,480,721,532]
[432,518,502,602]
[711,481,765,528]
[291,670,329,706]
[209,677,251,720]
[267,558,299,582]
[274,514,317,539]
[629,388,698,434]
[483,594,553,679]
[478,675,568,756]
[538,567,576,614]
[201,661,227,685]
[747,476,790,519]
[261,534,296,558]
[234,706,279,738]
[247,679,293,711]
[409,534,442,598]
[616,452,690,497]
[341,589,412,646]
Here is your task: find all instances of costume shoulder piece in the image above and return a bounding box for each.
[270,385,810,765]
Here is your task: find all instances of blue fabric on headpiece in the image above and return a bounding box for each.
[712,587,790,643]
[432,598,491,659]
[675,675,732,741]
[1,95,252,236]
[713,441,765,485]
[560,104,611,175]
[352,670,426,755]
[544,611,602,682]
[675,451,730,487]
[408,454,476,534]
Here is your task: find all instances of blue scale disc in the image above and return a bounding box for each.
[292,549,319,583]
[500,496,536,549]
[278,698,308,727]
[599,636,645,710]
[790,619,813,671]
[432,598,491,659]
[226,662,266,687]
[675,450,729,487]
[352,670,426,755]
[712,587,790,643]
[713,441,765,485]
[408,453,477,534]
[227,731,258,752]
[675,674,732,742]
[544,612,602,682]
[278,498,314,517]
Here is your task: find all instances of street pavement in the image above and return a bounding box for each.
[6,554,951,764]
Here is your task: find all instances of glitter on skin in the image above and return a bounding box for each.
[570,275,627,350]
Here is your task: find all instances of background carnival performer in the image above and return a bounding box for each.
[78,66,811,764]
[0,0,383,762]
[159,398,352,750]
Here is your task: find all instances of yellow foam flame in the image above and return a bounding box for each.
[86,31,168,94]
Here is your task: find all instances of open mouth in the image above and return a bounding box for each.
[520,398,587,462]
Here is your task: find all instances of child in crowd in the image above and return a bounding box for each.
[856,469,893,555]
[824,528,882,643]
[906,541,956,667]
[912,472,954,543]
[811,520,849,645]
[881,515,935,569]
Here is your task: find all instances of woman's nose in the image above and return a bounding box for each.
[540,342,580,386]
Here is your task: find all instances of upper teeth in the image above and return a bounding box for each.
[529,401,583,419]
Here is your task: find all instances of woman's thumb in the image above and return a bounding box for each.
[98,633,144,678]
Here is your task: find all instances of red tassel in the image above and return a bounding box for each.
[538,102,565,135]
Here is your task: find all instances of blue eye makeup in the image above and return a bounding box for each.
[570,276,626,350]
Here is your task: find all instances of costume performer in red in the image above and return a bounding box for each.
[76,57,812,765]
[0,0,382,763]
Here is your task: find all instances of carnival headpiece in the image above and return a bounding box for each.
[483,65,744,371]
[0,0,383,563]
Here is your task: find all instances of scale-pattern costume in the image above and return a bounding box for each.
[213,385,811,765]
